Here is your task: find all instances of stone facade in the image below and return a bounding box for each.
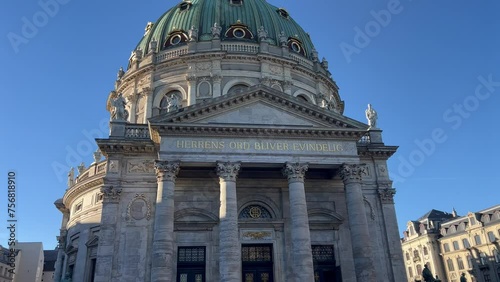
[54,1,406,281]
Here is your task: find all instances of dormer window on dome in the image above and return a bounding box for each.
[164,31,189,49]
[225,22,254,40]
[287,38,306,56]
[277,8,289,19]
[178,1,192,12]
[229,0,243,6]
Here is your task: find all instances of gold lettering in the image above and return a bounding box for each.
[283,143,289,150]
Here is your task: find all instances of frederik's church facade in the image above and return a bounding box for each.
[54,1,405,281]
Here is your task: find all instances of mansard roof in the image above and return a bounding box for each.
[418,209,454,222]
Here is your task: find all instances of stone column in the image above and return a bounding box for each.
[339,164,376,282]
[282,162,314,282]
[53,202,69,282]
[151,161,180,282]
[94,185,122,282]
[186,75,197,106]
[216,162,241,282]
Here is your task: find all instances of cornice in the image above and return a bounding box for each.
[357,145,398,159]
[63,177,104,207]
[96,139,157,156]
[116,66,155,93]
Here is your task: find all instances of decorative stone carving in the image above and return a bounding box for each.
[187,26,198,42]
[365,104,378,129]
[108,160,119,173]
[111,93,128,121]
[130,48,143,62]
[311,48,319,62]
[279,31,287,46]
[101,186,122,203]
[127,160,155,174]
[67,168,74,188]
[211,22,222,39]
[377,164,388,177]
[165,94,180,113]
[339,164,366,183]
[126,194,152,221]
[212,74,222,83]
[242,231,273,240]
[257,26,268,41]
[195,62,212,71]
[154,160,180,182]
[282,162,309,183]
[93,149,102,163]
[269,65,283,75]
[77,162,86,175]
[379,188,396,204]
[57,229,67,249]
[216,161,241,181]
[363,196,376,220]
[321,57,328,69]
[138,76,151,89]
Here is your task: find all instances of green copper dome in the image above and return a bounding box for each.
[135,0,316,59]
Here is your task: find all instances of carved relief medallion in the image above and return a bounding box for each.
[127,194,152,221]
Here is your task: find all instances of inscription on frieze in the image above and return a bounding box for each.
[162,137,356,156]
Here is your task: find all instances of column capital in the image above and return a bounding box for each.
[216,161,241,182]
[339,163,366,183]
[379,188,396,204]
[282,162,309,183]
[154,160,180,182]
[101,185,122,203]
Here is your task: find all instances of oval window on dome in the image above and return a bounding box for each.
[290,42,301,53]
[233,28,246,38]
[170,34,182,45]
[277,8,289,19]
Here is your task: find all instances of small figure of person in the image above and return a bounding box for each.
[365,103,378,129]
[257,26,268,41]
[460,273,467,282]
[422,264,435,282]
[111,93,127,121]
[67,167,74,188]
[188,25,198,42]
[211,22,222,39]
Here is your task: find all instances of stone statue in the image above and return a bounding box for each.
[257,26,268,41]
[93,149,102,163]
[188,25,198,42]
[279,31,287,46]
[77,162,85,175]
[321,57,329,69]
[67,168,74,188]
[130,48,143,62]
[117,67,124,80]
[144,22,154,35]
[311,48,319,62]
[211,22,222,39]
[166,95,180,113]
[365,104,378,129]
[422,264,435,282]
[111,93,127,121]
[149,38,158,53]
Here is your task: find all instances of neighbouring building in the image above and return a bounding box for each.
[12,242,44,282]
[401,209,455,282]
[0,246,15,282]
[42,250,58,282]
[53,0,406,281]
[402,205,500,282]
[440,205,500,282]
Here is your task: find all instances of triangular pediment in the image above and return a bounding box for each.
[149,85,368,130]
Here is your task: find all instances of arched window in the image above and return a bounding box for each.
[239,205,272,219]
[405,252,410,261]
[423,247,429,256]
[297,95,309,102]
[416,264,422,276]
[447,258,455,271]
[227,84,249,94]
[160,90,182,114]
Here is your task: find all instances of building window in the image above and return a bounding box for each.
[487,231,496,243]
[423,247,429,256]
[453,241,460,251]
[462,238,470,248]
[444,243,450,253]
[177,246,206,282]
[457,257,465,270]
[474,234,482,245]
[470,217,476,225]
[413,250,420,260]
[408,267,414,278]
[239,205,272,219]
[227,84,249,94]
[230,0,242,5]
[480,253,487,265]
[416,264,422,276]
[447,258,455,271]
[493,249,500,263]
[466,254,473,269]
[277,8,289,19]
[178,1,192,12]
[406,252,410,261]
[74,201,83,213]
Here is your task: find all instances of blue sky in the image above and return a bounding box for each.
[1,0,498,249]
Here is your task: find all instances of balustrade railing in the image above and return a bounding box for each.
[155,47,188,63]
[125,125,150,139]
[222,43,259,53]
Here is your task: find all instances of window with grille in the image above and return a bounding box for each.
[239,205,272,219]
[312,245,335,263]
[241,245,272,262]
[177,247,206,282]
